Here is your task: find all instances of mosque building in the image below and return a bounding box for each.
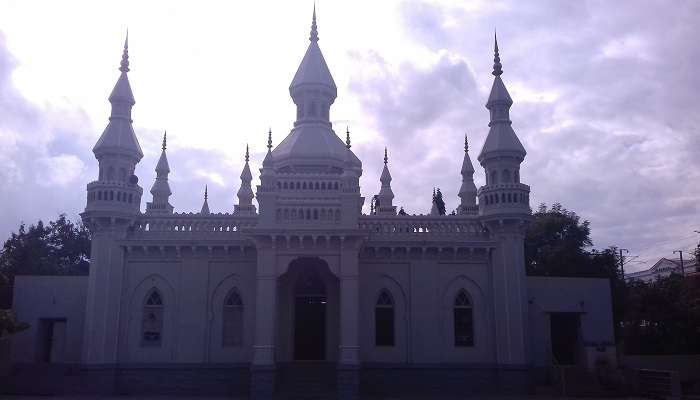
[7,9,617,399]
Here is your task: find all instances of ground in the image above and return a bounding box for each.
[3,396,649,400]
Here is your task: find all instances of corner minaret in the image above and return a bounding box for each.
[476,33,531,369]
[376,148,396,215]
[234,144,257,215]
[80,33,144,366]
[146,131,174,214]
[84,33,143,218]
[457,135,478,215]
[477,33,530,217]
[199,186,210,215]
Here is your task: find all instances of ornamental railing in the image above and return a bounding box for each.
[358,215,486,239]
[132,213,258,237]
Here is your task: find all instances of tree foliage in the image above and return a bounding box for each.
[623,274,700,354]
[435,188,446,216]
[0,214,90,279]
[525,203,597,277]
[0,309,29,338]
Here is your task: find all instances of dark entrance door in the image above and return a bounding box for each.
[293,268,327,360]
[550,312,580,365]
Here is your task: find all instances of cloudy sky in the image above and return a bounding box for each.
[0,0,698,271]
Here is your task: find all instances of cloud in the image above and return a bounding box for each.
[349,0,700,270]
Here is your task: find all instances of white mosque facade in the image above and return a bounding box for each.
[7,11,618,399]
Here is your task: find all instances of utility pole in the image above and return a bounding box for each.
[673,250,685,276]
[618,248,629,278]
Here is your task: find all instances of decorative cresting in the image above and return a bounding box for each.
[477,34,531,218]
[84,33,143,221]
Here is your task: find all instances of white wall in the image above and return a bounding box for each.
[527,276,616,370]
[359,259,494,364]
[117,248,257,364]
[11,276,88,363]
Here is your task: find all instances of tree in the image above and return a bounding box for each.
[525,203,594,277]
[435,188,446,216]
[623,274,700,354]
[0,214,90,280]
[0,309,29,339]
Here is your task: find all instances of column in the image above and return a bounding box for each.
[250,244,277,400]
[489,225,530,393]
[337,237,360,400]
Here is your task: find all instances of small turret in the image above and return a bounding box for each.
[200,185,210,215]
[457,134,478,215]
[376,148,396,215]
[146,131,174,214]
[234,144,257,215]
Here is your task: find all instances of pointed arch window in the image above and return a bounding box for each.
[375,290,395,346]
[142,289,164,346]
[454,290,474,347]
[223,289,244,347]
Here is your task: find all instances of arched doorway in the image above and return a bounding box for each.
[294,265,327,360]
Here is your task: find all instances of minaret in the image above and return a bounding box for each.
[477,33,529,216]
[146,131,174,214]
[234,144,257,215]
[85,33,144,217]
[200,185,210,215]
[376,148,396,215]
[80,34,144,366]
[476,33,531,369]
[457,134,478,214]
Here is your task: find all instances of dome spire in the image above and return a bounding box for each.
[493,30,502,77]
[384,147,388,165]
[162,130,167,151]
[120,31,130,73]
[310,3,319,42]
[346,126,351,149]
[267,127,273,151]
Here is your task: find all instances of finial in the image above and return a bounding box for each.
[120,30,130,73]
[384,147,388,165]
[464,134,468,152]
[267,127,273,150]
[204,185,208,201]
[310,4,319,42]
[346,126,351,149]
[245,144,250,162]
[161,131,167,151]
[493,30,503,76]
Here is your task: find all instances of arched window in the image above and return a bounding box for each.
[223,290,244,347]
[454,290,474,347]
[375,290,395,346]
[142,289,164,346]
[490,170,498,185]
